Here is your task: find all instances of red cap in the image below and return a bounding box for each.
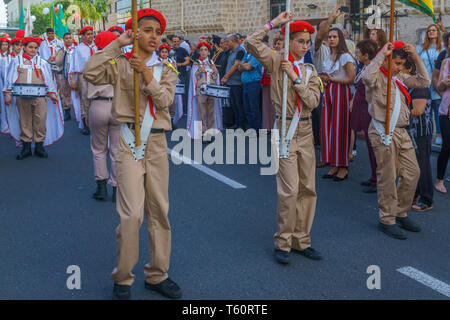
[281,20,315,35]
[15,30,25,38]
[0,36,10,44]
[94,31,118,50]
[108,26,124,34]
[11,38,22,45]
[22,37,41,46]
[126,8,166,34]
[158,44,171,52]
[393,41,405,50]
[197,42,211,50]
[125,18,132,31]
[79,26,93,35]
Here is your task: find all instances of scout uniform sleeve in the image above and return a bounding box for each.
[363,51,385,89]
[83,40,121,86]
[142,65,177,110]
[401,57,431,89]
[294,65,321,110]
[245,25,277,74]
[42,61,58,94]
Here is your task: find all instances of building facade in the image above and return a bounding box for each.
[110,0,450,44]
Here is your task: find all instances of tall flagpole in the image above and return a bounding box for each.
[279,0,291,158]
[385,0,395,135]
[132,0,141,146]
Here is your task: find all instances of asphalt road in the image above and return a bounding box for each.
[0,116,449,300]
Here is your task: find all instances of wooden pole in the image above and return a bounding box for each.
[132,0,141,146]
[279,0,291,158]
[385,0,395,135]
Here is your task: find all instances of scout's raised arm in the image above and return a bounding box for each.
[245,11,293,74]
[83,30,134,86]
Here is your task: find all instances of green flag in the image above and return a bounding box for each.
[52,6,69,38]
[19,5,25,30]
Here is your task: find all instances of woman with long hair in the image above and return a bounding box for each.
[320,28,356,181]
[417,24,443,145]
[366,28,387,50]
[350,39,379,193]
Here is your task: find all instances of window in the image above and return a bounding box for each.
[270,0,286,20]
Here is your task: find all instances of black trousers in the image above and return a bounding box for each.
[311,96,322,146]
[437,116,450,180]
[229,85,246,129]
[415,135,434,205]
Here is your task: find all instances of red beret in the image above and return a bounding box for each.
[94,31,117,50]
[22,37,41,46]
[11,38,22,45]
[0,37,9,44]
[197,42,211,50]
[79,26,93,35]
[126,9,166,34]
[15,30,25,39]
[393,41,405,50]
[125,18,132,31]
[158,44,171,52]
[108,26,124,34]
[281,20,315,35]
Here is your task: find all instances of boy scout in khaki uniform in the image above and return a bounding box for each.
[54,33,75,121]
[83,9,181,300]
[246,12,323,264]
[363,42,430,240]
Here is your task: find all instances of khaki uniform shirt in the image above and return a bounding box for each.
[83,40,177,131]
[363,51,430,128]
[245,25,321,119]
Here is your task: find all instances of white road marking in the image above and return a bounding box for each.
[397,266,450,298]
[168,148,247,189]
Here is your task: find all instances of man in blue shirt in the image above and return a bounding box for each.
[239,49,263,131]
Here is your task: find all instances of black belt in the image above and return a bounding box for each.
[397,125,410,129]
[92,97,113,101]
[276,114,312,121]
[126,123,165,133]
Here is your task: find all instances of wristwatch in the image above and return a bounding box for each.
[293,77,302,85]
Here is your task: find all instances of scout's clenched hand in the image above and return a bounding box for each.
[130,54,147,73]
[117,30,134,48]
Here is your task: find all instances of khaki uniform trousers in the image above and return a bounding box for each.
[56,74,72,110]
[368,123,420,225]
[197,94,215,134]
[89,100,121,187]
[110,131,171,286]
[274,118,317,252]
[16,97,47,143]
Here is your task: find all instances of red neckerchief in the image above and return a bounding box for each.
[22,53,40,78]
[288,52,302,115]
[83,41,94,55]
[125,50,157,119]
[10,52,16,57]
[379,67,412,110]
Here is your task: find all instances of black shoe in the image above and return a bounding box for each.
[112,187,117,203]
[34,142,48,158]
[144,278,182,300]
[378,222,407,239]
[361,179,373,187]
[396,216,421,232]
[274,249,290,264]
[333,173,348,181]
[112,283,131,300]
[82,126,90,135]
[16,142,32,160]
[93,179,107,201]
[64,109,71,121]
[292,247,323,260]
[363,185,377,193]
[322,172,336,179]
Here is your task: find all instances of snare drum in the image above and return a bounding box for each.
[12,84,47,98]
[199,84,230,99]
[175,84,185,95]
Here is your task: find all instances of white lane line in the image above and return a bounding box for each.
[397,266,450,298]
[168,148,247,189]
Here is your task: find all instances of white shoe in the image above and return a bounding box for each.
[435,136,443,145]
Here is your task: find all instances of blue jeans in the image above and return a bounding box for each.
[229,85,246,128]
[431,99,441,135]
[242,82,262,131]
